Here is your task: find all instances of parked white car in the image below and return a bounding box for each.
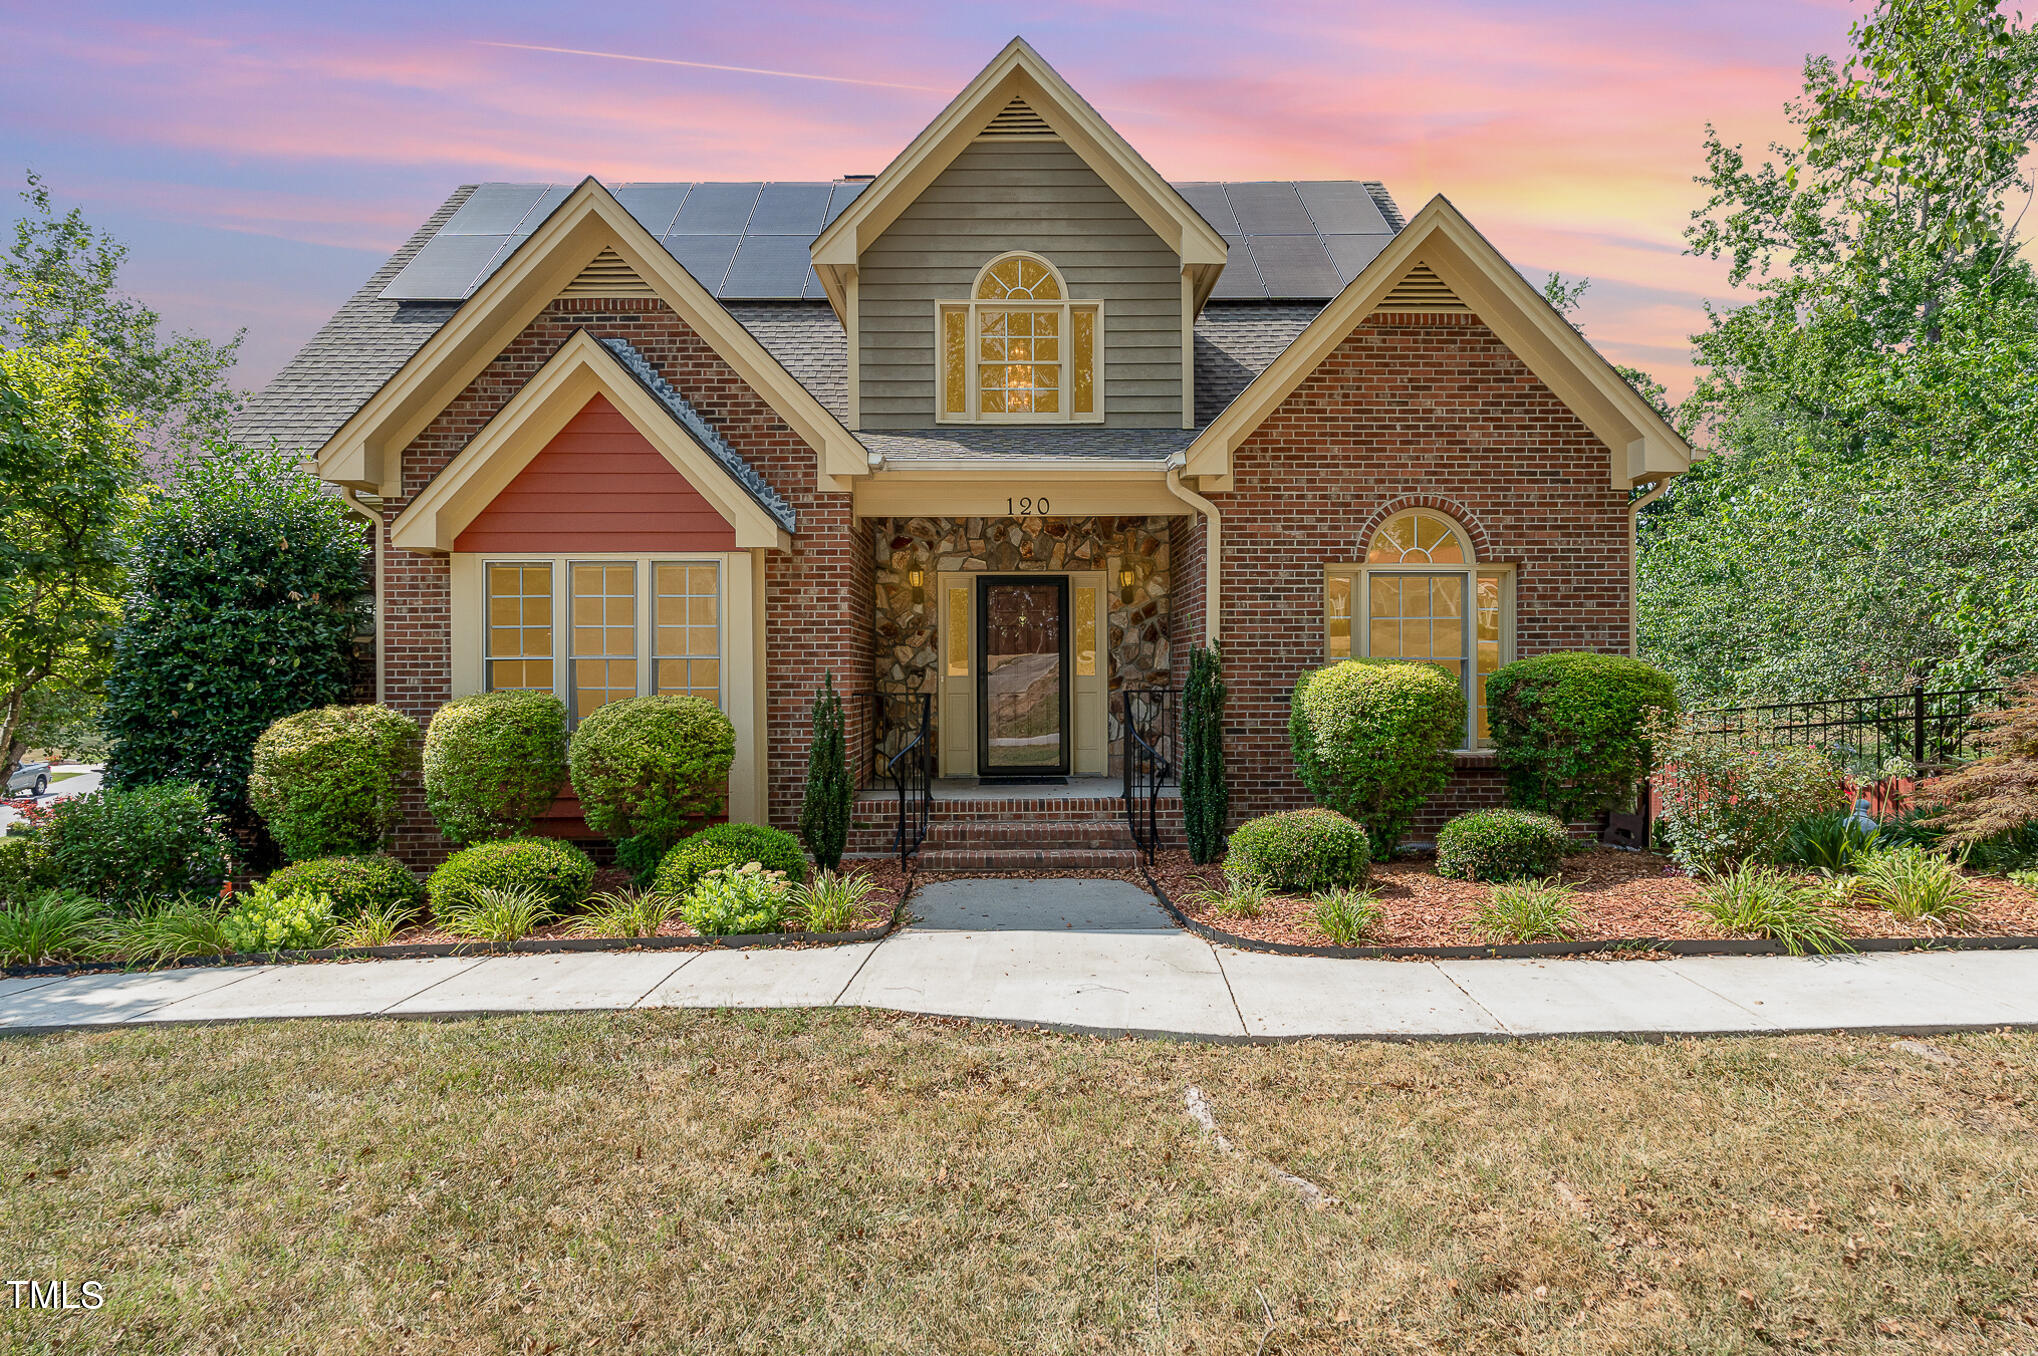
[6,760,50,797]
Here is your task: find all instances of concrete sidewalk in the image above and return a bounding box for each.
[3,880,2036,1041]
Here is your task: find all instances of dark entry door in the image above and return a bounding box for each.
[975,575,1070,775]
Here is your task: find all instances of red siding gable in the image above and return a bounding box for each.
[454,394,737,553]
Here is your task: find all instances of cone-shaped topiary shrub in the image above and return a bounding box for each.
[798,674,852,873]
[265,853,424,920]
[423,692,568,847]
[654,822,808,899]
[568,694,735,883]
[249,704,421,862]
[1434,808,1571,882]
[426,835,594,921]
[1290,660,1464,859]
[1485,653,1677,824]
[1223,809,1371,893]
[1181,642,1229,865]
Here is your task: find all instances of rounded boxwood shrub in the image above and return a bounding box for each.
[1435,808,1571,882]
[568,694,735,882]
[42,781,233,904]
[1223,809,1372,893]
[249,704,421,862]
[1290,660,1465,859]
[427,836,594,921]
[654,822,808,899]
[423,692,568,846]
[265,853,424,920]
[1485,653,1677,824]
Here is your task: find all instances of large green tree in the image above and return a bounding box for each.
[1640,0,2038,703]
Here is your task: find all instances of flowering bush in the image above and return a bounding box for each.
[681,862,791,937]
[219,882,338,954]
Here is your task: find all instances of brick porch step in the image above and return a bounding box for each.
[921,820,1135,850]
[917,846,1141,872]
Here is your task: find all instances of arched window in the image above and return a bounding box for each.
[938,252,1102,422]
[1326,509,1512,748]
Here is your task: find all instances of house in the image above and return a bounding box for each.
[235,38,1692,866]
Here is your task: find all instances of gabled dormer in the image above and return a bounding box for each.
[811,39,1229,432]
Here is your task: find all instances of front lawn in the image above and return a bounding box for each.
[2,1013,2034,1353]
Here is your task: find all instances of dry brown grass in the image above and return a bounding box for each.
[1,1013,2035,1354]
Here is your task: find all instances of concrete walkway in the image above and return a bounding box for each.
[3,880,2037,1041]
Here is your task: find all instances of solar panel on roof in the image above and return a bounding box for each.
[1323,233,1392,284]
[747,182,831,236]
[511,184,573,237]
[1296,181,1390,236]
[800,266,827,301]
[440,184,547,235]
[1224,182,1313,234]
[720,236,814,299]
[662,235,740,292]
[1206,238,1265,300]
[671,182,762,234]
[612,183,694,236]
[822,180,868,226]
[1247,235,1340,298]
[380,233,509,299]
[1173,182,1239,235]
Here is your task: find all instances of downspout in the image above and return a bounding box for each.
[340,489,386,705]
[1627,480,1669,659]
[1164,457,1221,644]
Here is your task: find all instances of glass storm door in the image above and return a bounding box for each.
[975,576,1070,774]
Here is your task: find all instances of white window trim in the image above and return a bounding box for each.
[935,252,1104,425]
[1324,561,1515,752]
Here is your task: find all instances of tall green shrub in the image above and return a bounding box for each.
[1290,660,1464,859]
[568,694,734,882]
[1181,642,1229,865]
[798,674,851,873]
[42,781,232,904]
[249,704,420,862]
[423,691,567,846]
[1486,653,1678,823]
[102,443,368,826]
[1651,714,1846,873]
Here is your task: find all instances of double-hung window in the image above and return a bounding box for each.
[938,251,1102,422]
[482,556,724,722]
[1325,510,1512,750]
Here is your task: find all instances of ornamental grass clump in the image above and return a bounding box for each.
[218,883,338,955]
[102,895,230,965]
[441,885,555,944]
[1486,653,1677,824]
[569,888,678,940]
[1289,660,1464,859]
[1691,863,1851,955]
[1850,844,1976,926]
[568,694,736,883]
[334,898,416,949]
[249,704,421,862]
[682,863,791,937]
[1223,809,1371,893]
[1773,810,1880,872]
[1468,879,1583,945]
[422,692,567,846]
[1191,870,1272,921]
[0,889,109,966]
[792,869,885,933]
[1311,886,1384,946]
[1434,808,1570,883]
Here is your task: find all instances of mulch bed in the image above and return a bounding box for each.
[392,856,911,947]
[1148,847,2038,950]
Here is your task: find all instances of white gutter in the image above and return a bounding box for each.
[1627,480,1669,659]
[340,488,386,705]
[1164,456,1222,643]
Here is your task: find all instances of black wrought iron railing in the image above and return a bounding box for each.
[861,693,932,867]
[1120,686,1178,863]
[1686,686,2008,781]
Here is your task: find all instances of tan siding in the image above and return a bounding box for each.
[857,140,1183,428]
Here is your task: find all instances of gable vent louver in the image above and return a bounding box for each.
[978,97,1056,139]
[1377,261,1468,312]
[560,247,656,297]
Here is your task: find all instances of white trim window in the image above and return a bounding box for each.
[937,251,1103,423]
[1325,510,1513,750]
[480,554,724,722]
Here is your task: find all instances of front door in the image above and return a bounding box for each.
[975,575,1070,776]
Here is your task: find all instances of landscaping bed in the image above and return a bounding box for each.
[1149,847,2038,953]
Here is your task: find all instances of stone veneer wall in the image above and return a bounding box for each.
[871,515,1172,767]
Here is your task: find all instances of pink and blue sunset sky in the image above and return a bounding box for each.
[5,0,1854,402]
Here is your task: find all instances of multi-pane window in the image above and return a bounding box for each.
[653,563,720,703]
[1325,510,1510,749]
[938,252,1101,423]
[482,558,723,721]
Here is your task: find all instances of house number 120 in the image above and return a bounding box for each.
[1007,496,1049,516]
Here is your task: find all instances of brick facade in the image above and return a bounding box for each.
[1199,310,1633,841]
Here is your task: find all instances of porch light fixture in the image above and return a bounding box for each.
[1118,566,1135,604]
[907,566,925,604]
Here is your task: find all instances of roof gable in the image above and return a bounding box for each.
[810,38,1229,313]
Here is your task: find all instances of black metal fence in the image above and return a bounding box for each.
[859,693,931,865]
[1686,686,2008,780]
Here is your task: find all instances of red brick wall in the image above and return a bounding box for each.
[1206,310,1633,844]
[374,296,867,867]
